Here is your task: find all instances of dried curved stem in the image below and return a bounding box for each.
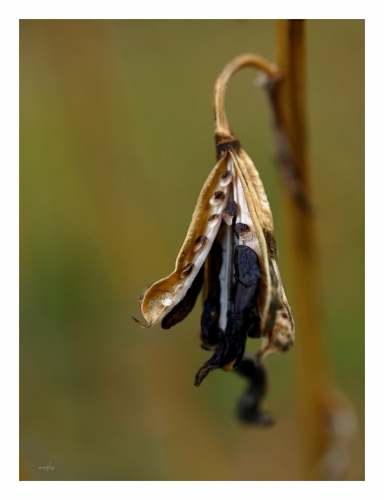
[213,53,280,139]
[213,52,311,211]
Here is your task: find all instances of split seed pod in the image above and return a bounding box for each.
[134,54,295,424]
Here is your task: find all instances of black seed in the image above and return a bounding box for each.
[211,237,223,254]
[194,235,207,251]
[213,191,225,200]
[235,222,249,234]
[223,201,238,226]
[196,235,207,243]
[225,201,238,218]
[200,281,222,347]
[220,171,232,185]
[199,239,222,348]
[161,264,204,329]
[247,312,262,338]
[235,223,252,241]
[207,238,223,281]
[208,214,220,226]
[195,312,245,386]
[196,246,261,386]
[234,354,274,426]
[232,245,261,338]
[180,262,194,278]
[234,245,260,286]
[196,239,246,385]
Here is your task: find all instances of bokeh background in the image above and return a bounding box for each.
[20,20,364,480]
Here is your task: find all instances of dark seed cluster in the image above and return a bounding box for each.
[195,244,261,387]
[158,168,272,425]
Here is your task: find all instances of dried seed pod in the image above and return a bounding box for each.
[135,146,294,359]
[198,146,294,366]
[135,54,295,425]
[134,154,230,328]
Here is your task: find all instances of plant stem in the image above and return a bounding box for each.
[274,20,355,479]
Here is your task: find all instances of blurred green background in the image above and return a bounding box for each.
[20,20,364,480]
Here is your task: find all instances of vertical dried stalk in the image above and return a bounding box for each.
[274,20,356,479]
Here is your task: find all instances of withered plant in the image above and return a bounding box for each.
[135,20,357,479]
